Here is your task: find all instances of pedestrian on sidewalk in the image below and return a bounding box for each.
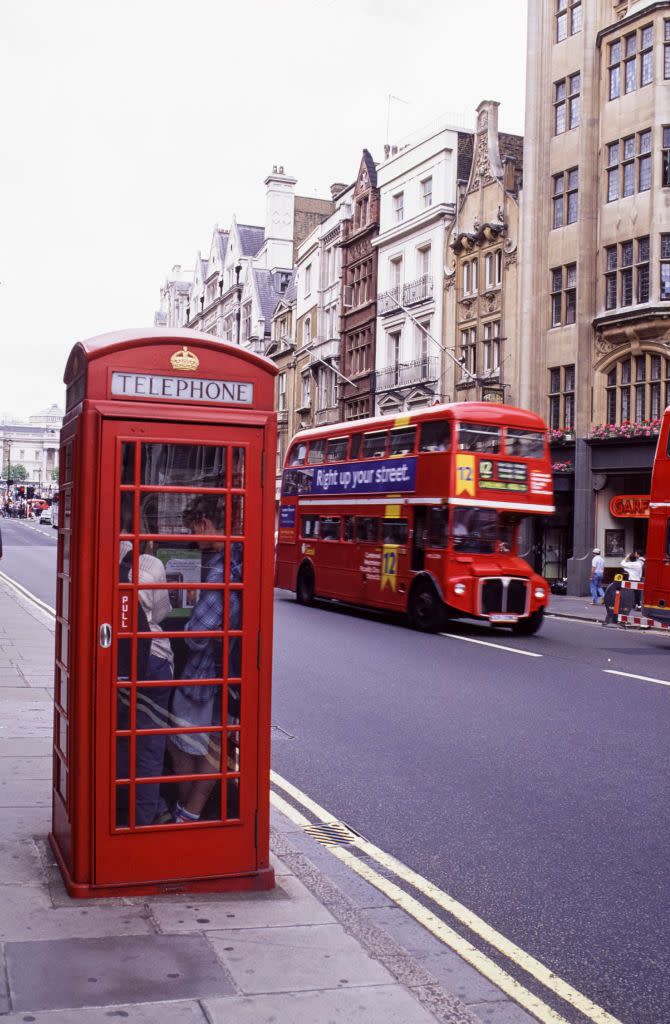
[621,550,645,608]
[602,573,623,625]
[589,548,605,605]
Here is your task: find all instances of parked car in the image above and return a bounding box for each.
[39,507,52,525]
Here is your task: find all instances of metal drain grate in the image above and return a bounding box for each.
[303,821,359,846]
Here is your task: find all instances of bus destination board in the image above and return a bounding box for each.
[282,457,417,497]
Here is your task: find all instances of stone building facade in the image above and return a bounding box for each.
[339,150,380,421]
[520,0,670,592]
[444,102,523,411]
[373,126,472,414]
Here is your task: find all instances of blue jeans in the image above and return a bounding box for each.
[590,573,604,603]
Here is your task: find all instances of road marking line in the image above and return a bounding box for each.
[440,632,542,657]
[0,570,56,617]
[271,791,572,1024]
[604,669,670,688]
[271,771,622,1024]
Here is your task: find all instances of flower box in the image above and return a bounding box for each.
[589,419,661,441]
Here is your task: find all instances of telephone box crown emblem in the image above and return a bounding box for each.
[170,346,199,372]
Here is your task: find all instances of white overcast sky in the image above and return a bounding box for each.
[0,0,527,419]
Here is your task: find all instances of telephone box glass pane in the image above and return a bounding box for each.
[228,637,242,679]
[121,443,135,484]
[228,684,241,724]
[138,493,230,536]
[171,685,223,732]
[140,444,227,487]
[136,686,172,729]
[120,492,134,534]
[231,495,244,534]
[226,778,240,819]
[227,731,240,772]
[116,687,131,728]
[116,737,130,780]
[232,448,245,487]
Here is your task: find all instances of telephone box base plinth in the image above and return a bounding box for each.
[49,833,275,899]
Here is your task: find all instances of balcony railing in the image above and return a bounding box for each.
[308,338,341,367]
[314,406,339,425]
[378,284,403,314]
[375,356,439,393]
[403,274,433,305]
[379,276,434,315]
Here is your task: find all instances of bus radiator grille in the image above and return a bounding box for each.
[480,578,529,616]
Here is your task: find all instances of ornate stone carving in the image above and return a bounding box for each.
[468,131,496,193]
[594,335,617,357]
[504,251,517,268]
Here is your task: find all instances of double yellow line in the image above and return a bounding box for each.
[270,770,622,1024]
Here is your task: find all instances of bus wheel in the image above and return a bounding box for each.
[296,565,315,605]
[512,608,544,636]
[409,582,443,633]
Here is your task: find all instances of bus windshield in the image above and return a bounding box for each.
[452,508,521,554]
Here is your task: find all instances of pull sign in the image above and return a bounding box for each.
[119,592,131,633]
[99,624,112,649]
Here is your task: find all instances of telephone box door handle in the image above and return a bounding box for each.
[99,623,112,648]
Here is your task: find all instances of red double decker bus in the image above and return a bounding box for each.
[275,402,554,633]
[636,409,670,625]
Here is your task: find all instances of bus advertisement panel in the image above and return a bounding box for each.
[275,403,554,634]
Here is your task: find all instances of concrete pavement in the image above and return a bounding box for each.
[0,573,538,1024]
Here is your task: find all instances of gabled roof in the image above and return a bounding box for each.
[238,224,265,257]
[253,268,283,334]
[213,229,229,265]
[359,148,377,189]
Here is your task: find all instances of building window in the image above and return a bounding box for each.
[301,373,310,408]
[609,24,654,100]
[278,372,286,412]
[552,168,578,227]
[417,244,432,277]
[605,353,670,424]
[549,365,575,429]
[606,237,650,308]
[241,301,252,341]
[484,250,502,288]
[663,126,670,187]
[665,20,670,78]
[463,257,478,296]
[482,321,501,374]
[606,129,652,201]
[555,72,581,131]
[460,328,477,380]
[550,265,576,326]
[637,237,650,303]
[304,316,311,346]
[661,234,670,300]
[556,0,581,41]
[421,176,433,207]
[304,264,311,296]
[393,192,404,223]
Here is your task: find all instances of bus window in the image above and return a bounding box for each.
[308,439,326,465]
[390,426,416,456]
[289,442,307,466]
[420,421,450,452]
[321,517,341,541]
[452,507,515,553]
[428,507,449,547]
[343,516,355,541]
[362,431,388,458]
[356,517,379,542]
[326,437,349,462]
[458,423,501,454]
[382,519,409,544]
[506,428,545,459]
[350,434,362,459]
[301,514,320,539]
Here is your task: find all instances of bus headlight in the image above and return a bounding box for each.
[454,582,466,595]
[534,587,545,599]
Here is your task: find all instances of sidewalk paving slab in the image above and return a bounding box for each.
[0,573,537,1024]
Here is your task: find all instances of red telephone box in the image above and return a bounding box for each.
[49,328,277,897]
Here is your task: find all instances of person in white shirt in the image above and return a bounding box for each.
[590,548,605,605]
[621,550,645,608]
